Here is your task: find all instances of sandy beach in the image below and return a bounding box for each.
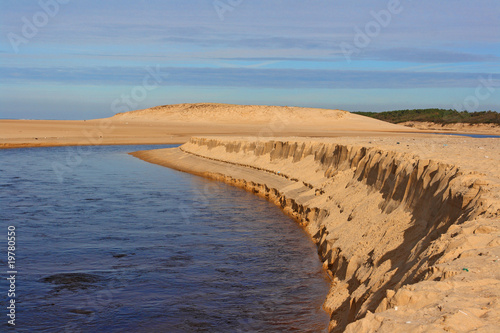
[132,134,500,332]
[2,104,497,150]
[2,103,499,331]
[4,0,498,330]
[1,103,428,149]
[400,121,500,135]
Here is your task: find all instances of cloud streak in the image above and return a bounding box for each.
[362,48,499,63]
[2,66,498,89]
[0,0,498,118]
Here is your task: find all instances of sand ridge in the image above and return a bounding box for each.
[112,103,412,132]
[131,135,500,332]
[0,103,417,149]
[401,121,500,135]
[112,103,350,123]
[2,104,498,149]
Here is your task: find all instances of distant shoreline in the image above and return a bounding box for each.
[353,109,500,135]
[0,119,496,150]
[399,121,500,135]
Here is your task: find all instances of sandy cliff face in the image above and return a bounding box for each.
[401,121,500,135]
[132,136,500,332]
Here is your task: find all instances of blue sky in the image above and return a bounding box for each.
[1,0,499,119]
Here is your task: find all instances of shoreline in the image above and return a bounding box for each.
[2,104,498,150]
[130,136,500,332]
[400,121,500,136]
[3,129,498,150]
[0,141,185,150]
[1,120,497,150]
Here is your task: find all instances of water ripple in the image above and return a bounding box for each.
[0,145,329,332]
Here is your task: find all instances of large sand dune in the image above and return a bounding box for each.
[0,103,414,149]
[113,103,410,132]
[115,103,350,123]
[115,103,370,125]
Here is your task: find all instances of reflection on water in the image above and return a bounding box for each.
[0,145,330,332]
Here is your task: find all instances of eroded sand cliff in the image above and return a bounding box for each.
[131,136,499,332]
[401,121,500,136]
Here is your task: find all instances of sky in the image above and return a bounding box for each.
[0,0,499,120]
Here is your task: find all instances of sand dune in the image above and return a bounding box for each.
[131,136,500,332]
[112,103,409,131]
[0,103,414,149]
[114,103,347,124]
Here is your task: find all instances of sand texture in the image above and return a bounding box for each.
[401,121,500,135]
[1,103,418,149]
[131,136,500,332]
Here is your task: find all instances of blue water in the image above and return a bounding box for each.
[431,132,500,138]
[0,145,329,332]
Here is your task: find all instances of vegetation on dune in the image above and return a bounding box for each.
[353,109,500,125]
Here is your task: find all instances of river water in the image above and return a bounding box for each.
[0,145,330,332]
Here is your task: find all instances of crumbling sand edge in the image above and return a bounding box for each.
[131,137,500,332]
[401,121,500,136]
